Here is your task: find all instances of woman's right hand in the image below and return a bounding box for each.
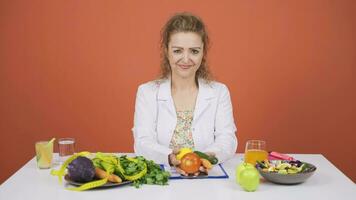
[169,149,189,176]
[169,149,181,166]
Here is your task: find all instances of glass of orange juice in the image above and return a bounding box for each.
[35,141,53,169]
[244,140,268,166]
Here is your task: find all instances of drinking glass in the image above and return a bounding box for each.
[244,140,268,165]
[35,141,53,169]
[58,138,75,163]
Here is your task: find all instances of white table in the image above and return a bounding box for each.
[0,154,355,200]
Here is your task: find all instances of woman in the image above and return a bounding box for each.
[132,12,237,169]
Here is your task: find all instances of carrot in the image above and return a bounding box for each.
[95,167,122,183]
[201,158,213,170]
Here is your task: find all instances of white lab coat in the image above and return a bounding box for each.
[132,78,237,165]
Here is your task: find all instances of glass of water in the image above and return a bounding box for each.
[58,138,75,163]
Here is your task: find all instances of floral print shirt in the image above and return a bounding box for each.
[169,110,195,150]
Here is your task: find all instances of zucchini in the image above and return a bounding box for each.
[194,151,219,165]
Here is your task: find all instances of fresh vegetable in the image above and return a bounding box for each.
[256,160,314,174]
[176,151,219,175]
[67,156,95,183]
[179,153,202,174]
[116,156,147,181]
[93,152,118,174]
[94,154,169,188]
[52,152,170,190]
[51,151,91,184]
[200,158,212,170]
[194,151,218,165]
[176,148,193,160]
[95,167,122,183]
[51,152,109,191]
[131,156,170,188]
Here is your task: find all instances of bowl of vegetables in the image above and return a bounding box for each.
[256,160,317,185]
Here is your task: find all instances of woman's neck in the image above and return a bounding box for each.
[171,74,198,91]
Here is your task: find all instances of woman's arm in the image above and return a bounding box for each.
[203,84,238,163]
[132,83,172,165]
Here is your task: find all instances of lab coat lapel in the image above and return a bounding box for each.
[157,79,177,146]
[157,79,177,121]
[193,79,215,124]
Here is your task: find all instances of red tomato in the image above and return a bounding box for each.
[179,153,202,174]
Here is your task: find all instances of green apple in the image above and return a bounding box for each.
[236,162,255,184]
[239,167,260,192]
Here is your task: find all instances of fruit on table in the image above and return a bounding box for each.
[239,167,260,192]
[176,148,193,160]
[236,162,260,192]
[179,152,202,174]
[236,162,255,184]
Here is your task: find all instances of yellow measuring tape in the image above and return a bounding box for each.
[50,151,108,191]
[67,178,108,191]
[51,152,147,191]
[50,151,91,184]
[116,157,147,181]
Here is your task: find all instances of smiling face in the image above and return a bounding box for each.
[167,32,204,80]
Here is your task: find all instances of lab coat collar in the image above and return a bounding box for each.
[157,79,171,101]
[157,77,215,124]
[157,78,215,101]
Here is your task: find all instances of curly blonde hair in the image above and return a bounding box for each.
[159,12,213,82]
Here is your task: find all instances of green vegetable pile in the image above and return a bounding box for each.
[93,153,170,188]
[131,156,170,188]
[51,152,170,190]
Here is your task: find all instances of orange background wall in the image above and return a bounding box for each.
[1,0,355,184]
